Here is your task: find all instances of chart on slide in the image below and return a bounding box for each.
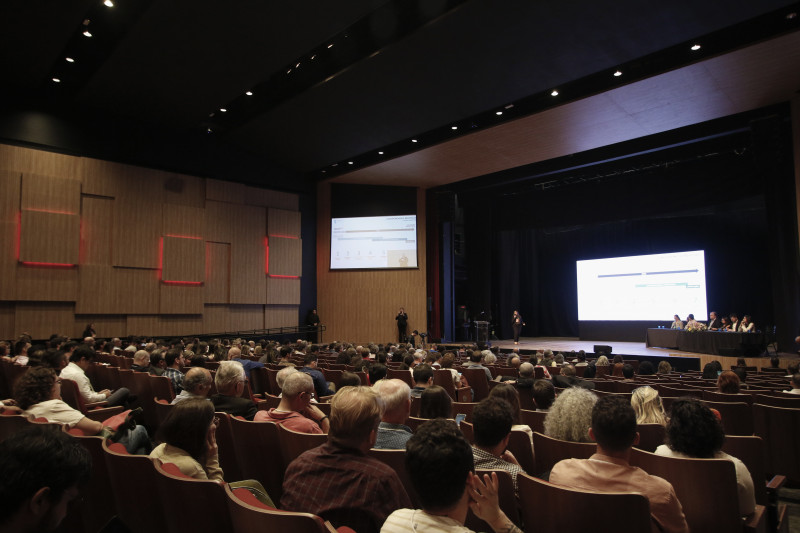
[577,250,708,321]
[330,215,418,269]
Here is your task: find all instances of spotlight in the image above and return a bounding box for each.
[691,44,701,51]
[206,127,213,133]
[52,78,61,83]
[103,0,114,6]
[66,57,75,63]
[220,108,227,112]
[245,91,253,96]
[348,161,353,165]
[504,104,514,109]
[451,126,457,130]
[378,151,384,155]
[327,43,334,49]
[551,89,559,96]
[411,139,418,143]
[496,111,503,115]
[613,70,622,77]
[83,30,92,37]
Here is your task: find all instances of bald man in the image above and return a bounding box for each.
[171,367,213,404]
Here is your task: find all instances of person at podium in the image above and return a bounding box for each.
[670,315,684,330]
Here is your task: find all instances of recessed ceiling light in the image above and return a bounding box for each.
[52,78,61,83]
[245,91,253,96]
[378,151,384,155]
[348,161,353,165]
[691,44,701,51]
[286,69,292,74]
[311,54,317,60]
[786,12,797,19]
[495,111,503,116]
[411,139,418,143]
[83,30,92,37]
[295,62,301,68]
[321,170,326,173]
[103,0,114,6]
[208,112,215,117]
[327,43,334,49]
[332,163,338,167]
[220,108,227,112]
[65,57,75,63]
[551,89,559,96]
[504,104,514,109]
[613,70,622,77]
[206,127,213,133]
[451,126,457,130]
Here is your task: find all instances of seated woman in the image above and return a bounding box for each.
[684,314,701,330]
[740,315,755,333]
[657,360,672,375]
[543,387,596,443]
[670,315,684,330]
[489,383,533,444]
[150,398,274,504]
[630,386,667,426]
[440,352,469,390]
[721,317,731,330]
[16,366,150,454]
[611,355,625,377]
[419,385,452,419]
[717,370,741,394]
[655,398,755,516]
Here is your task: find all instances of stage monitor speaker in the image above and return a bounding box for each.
[593,345,612,354]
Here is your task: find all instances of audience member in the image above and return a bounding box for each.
[211,361,257,420]
[163,349,185,394]
[255,372,329,433]
[131,350,151,372]
[368,363,387,384]
[171,367,213,404]
[281,386,411,533]
[631,386,667,426]
[638,361,655,376]
[440,352,466,389]
[419,385,452,419]
[411,364,434,398]
[489,383,533,444]
[515,362,536,387]
[716,370,741,394]
[61,345,131,407]
[471,397,522,492]
[532,379,556,411]
[382,418,521,533]
[340,371,363,388]
[462,351,492,381]
[300,354,335,399]
[552,364,595,390]
[275,365,298,395]
[0,425,91,533]
[784,374,800,394]
[657,361,672,375]
[149,350,166,376]
[551,395,689,533]
[655,398,755,516]
[544,387,596,443]
[228,346,264,379]
[373,379,413,449]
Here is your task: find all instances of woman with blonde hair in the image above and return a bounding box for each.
[630,386,667,426]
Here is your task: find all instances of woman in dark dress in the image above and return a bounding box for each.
[511,310,524,345]
[396,307,408,343]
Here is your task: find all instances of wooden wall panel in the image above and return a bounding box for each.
[73,315,127,339]
[157,315,204,336]
[126,315,160,336]
[316,183,427,342]
[0,222,16,300]
[0,303,14,340]
[163,173,205,208]
[246,186,299,211]
[81,196,113,266]
[206,178,246,204]
[113,202,161,268]
[229,242,266,305]
[265,306,298,329]
[229,305,264,332]
[202,304,228,333]
[16,265,77,302]
[163,205,204,238]
[19,211,80,265]
[205,242,230,304]
[76,265,116,314]
[15,303,75,339]
[204,201,235,243]
[0,145,83,181]
[267,237,302,277]
[267,208,301,238]
[82,158,163,199]
[112,267,160,314]
[266,277,301,305]
[234,204,267,242]
[161,236,204,283]
[159,284,204,314]
[21,173,80,214]
[0,170,21,223]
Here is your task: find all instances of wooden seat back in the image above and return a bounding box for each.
[532,431,595,477]
[228,417,285,503]
[153,460,234,532]
[753,403,800,484]
[700,400,753,436]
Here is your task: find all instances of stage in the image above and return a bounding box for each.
[436,336,797,373]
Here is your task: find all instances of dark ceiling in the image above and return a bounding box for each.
[0,0,798,188]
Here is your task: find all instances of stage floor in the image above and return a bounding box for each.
[491,337,700,358]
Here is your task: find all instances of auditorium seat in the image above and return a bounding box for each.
[753,403,800,484]
[153,460,234,532]
[517,472,651,533]
[532,432,595,478]
[520,409,546,434]
[386,368,414,388]
[0,362,28,399]
[658,384,703,398]
[249,366,270,396]
[753,394,800,408]
[0,410,30,442]
[367,448,422,508]
[465,470,521,532]
[102,440,168,533]
[59,378,124,421]
[65,432,118,533]
[403,416,428,432]
[506,428,536,475]
[277,423,327,465]
[266,368,281,395]
[215,412,244,482]
[703,390,754,406]
[700,400,753,436]
[629,448,766,533]
[153,398,173,428]
[634,423,666,452]
[461,368,490,401]
[228,417,285,503]
[451,402,477,423]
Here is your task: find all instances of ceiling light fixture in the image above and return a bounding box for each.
[245,91,253,96]
[348,161,353,165]
[378,151,384,155]
[411,139,418,143]
[103,0,114,6]
[613,70,622,77]
[327,43,334,49]
[451,126,457,130]
[551,89,559,96]
[786,12,797,19]
[83,30,92,37]
[66,57,75,63]
[311,54,317,60]
[295,62,301,68]
[220,108,227,112]
[691,44,701,51]
[52,78,61,83]
[496,111,503,116]
[504,104,514,109]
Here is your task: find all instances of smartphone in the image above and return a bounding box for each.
[455,413,466,426]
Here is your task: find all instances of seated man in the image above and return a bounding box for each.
[552,364,595,390]
[130,350,151,372]
[148,350,166,376]
[276,365,298,397]
[162,349,185,394]
[462,350,492,381]
[300,354,335,399]
[227,346,264,379]
[211,361,258,420]
[255,372,329,433]
[550,395,688,533]
[783,373,800,395]
[471,397,522,492]
[281,386,410,533]
[171,367,213,404]
[532,379,556,411]
[372,378,413,449]
[0,425,91,533]
[515,362,535,388]
[382,418,521,533]
[411,364,434,398]
[60,345,131,407]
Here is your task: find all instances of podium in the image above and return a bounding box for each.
[475,321,489,344]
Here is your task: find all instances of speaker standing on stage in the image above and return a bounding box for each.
[305,309,321,343]
[512,310,525,345]
[396,307,409,343]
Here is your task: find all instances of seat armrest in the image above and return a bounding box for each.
[766,475,787,492]
[85,401,110,410]
[83,405,125,422]
[743,504,767,533]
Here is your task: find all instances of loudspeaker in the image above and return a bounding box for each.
[593,345,612,354]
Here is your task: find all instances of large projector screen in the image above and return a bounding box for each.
[330,215,417,270]
[577,250,708,321]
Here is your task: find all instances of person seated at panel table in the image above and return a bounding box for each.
[720,317,731,331]
[726,314,740,332]
[670,315,684,330]
[707,311,722,331]
[739,315,755,333]
[683,314,701,330]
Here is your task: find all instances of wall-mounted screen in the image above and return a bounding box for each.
[577,250,708,321]
[330,215,418,270]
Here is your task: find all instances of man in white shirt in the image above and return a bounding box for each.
[60,346,130,407]
[784,374,800,395]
